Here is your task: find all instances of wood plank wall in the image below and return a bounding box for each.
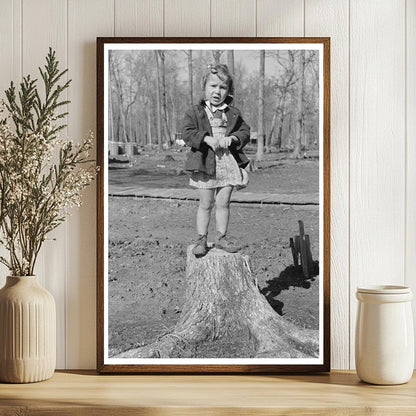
[0,0,413,370]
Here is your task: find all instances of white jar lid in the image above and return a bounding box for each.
[357,285,411,294]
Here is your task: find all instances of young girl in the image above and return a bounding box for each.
[182,64,250,257]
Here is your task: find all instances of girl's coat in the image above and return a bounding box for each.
[181,102,250,176]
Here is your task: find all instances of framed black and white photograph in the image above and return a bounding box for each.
[97,37,330,373]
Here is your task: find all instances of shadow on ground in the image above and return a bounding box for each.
[261,261,319,316]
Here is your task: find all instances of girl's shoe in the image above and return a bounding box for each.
[215,232,241,253]
[192,234,208,257]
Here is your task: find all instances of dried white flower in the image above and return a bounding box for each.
[0,51,96,276]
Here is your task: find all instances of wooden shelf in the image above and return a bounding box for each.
[1,370,415,415]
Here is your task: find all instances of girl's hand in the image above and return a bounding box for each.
[219,136,238,148]
[219,136,232,148]
[204,136,220,151]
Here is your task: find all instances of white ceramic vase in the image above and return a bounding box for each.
[0,276,56,383]
[355,285,414,385]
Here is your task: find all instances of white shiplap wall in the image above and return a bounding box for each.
[306,0,350,371]
[0,0,413,370]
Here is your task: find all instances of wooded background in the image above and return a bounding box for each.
[0,0,415,370]
[108,48,319,159]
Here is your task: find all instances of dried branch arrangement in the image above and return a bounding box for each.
[0,48,96,276]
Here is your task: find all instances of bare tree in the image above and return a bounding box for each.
[142,72,153,145]
[109,52,127,143]
[185,50,194,106]
[154,51,163,150]
[226,50,234,75]
[124,53,143,143]
[158,51,172,147]
[147,108,152,145]
[108,77,115,142]
[212,50,224,64]
[139,60,156,146]
[303,51,320,149]
[109,51,147,144]
[256,50,265,162]
[170,71,179,136]
[292,50,305,159]
[267,51,297,149]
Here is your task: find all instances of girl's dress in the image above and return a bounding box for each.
[189,105,249,190]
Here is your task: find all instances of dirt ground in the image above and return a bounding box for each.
[108,147,320,358]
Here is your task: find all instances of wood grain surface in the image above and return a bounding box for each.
[0,0,413,371]
[406,0,416,361]
[164,0,210,37]
[349,0,406,369]
[115,0,163,37]
[257,0,304,37]
[305,0,349,371]
[211,0,256,37]
[0,371,415,415]
[22,0,68,369]
[67,0,114,369]
[0,0,21,291]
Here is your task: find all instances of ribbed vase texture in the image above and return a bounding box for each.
[0,276,56,383]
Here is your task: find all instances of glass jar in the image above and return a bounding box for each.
[355,285,414,385]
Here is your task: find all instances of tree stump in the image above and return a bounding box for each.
[117,246,319,359]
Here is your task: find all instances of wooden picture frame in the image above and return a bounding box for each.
[97,37,330,373]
